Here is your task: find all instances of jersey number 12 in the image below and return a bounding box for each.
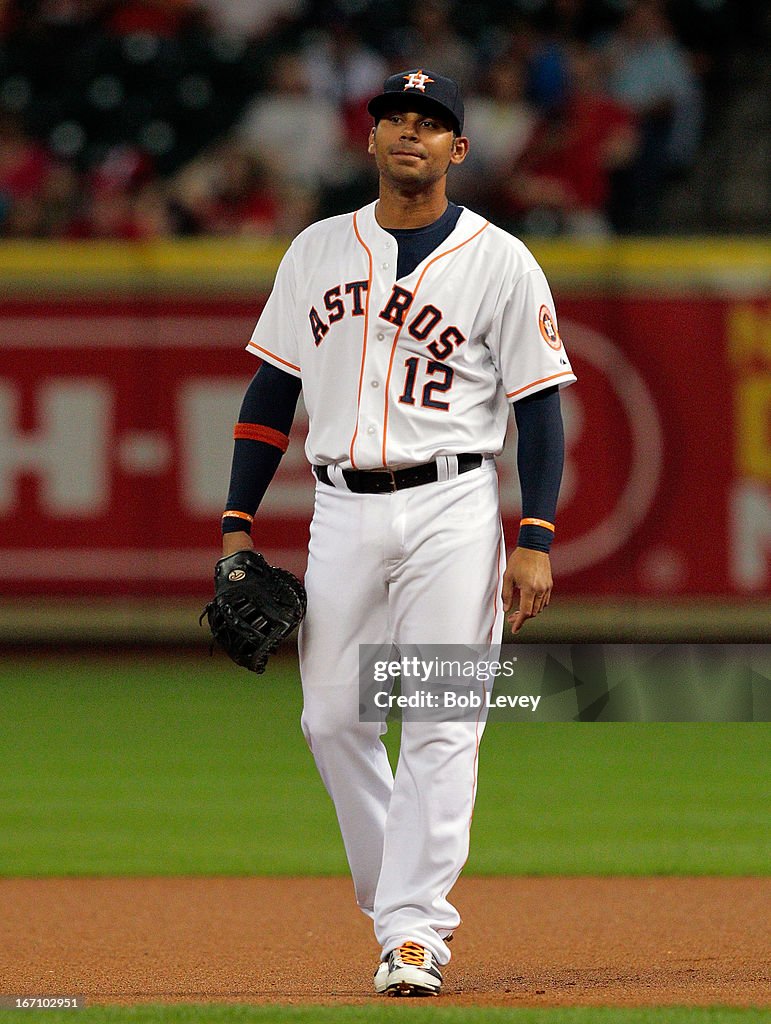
[398,357,454,411]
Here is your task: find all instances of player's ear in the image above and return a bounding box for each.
[368,126,376,154]
[450,135,469,165]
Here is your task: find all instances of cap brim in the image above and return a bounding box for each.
[367,93,460,134]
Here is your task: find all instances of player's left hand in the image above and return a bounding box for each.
[502,547,553,633]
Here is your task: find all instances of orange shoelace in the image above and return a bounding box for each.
[398,942,426,967]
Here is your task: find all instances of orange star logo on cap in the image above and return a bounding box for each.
[402,70,434,92]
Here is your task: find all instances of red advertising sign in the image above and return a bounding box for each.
[1,294,769,599]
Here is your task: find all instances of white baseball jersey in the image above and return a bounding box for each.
[247,200,575,470]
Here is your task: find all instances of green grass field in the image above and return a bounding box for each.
[1,653,767,1024]
[0,653,767,877]
[0,1006,768,1024]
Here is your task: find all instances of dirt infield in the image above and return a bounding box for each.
[1,877,768,1007]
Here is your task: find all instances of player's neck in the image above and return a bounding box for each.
[375,185,449,230]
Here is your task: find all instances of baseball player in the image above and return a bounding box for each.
[219,69,575,996]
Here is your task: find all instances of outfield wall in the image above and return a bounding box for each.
[1,238,769,638]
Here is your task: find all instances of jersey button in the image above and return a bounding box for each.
[371,380,380,388]
[367,426,375,435]
[382,262,389,269]
[377,332,385,341]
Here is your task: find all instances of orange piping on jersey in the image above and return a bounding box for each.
[233,422,290,452]
[349,209,374,470]
[520,517,555,532]
[246,340,301,374]
[507,370,573,400]
[381,220,491,466]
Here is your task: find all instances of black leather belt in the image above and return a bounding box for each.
[314,454,483,494]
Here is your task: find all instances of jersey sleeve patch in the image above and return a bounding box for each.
[538,305,562,350]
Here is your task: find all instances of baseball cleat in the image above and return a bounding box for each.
[384,941,443,996]
[373,959,390,994]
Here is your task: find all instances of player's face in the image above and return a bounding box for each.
[368,109,468,192]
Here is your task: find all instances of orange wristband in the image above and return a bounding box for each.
[222,510,254,524]
[519,517,555,533]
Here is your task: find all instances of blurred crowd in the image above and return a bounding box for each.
[0,0,766,239]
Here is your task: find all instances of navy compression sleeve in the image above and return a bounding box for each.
[513,385,565,553]
[222,362,302,535]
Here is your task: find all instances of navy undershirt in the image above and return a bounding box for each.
[224,204,564,552]
[387,202,463,279]
[514,386,563,551]
[223,362,301,525]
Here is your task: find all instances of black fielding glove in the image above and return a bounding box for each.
[201,550,307,674]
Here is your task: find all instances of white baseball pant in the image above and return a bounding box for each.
[298,457,505,965]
